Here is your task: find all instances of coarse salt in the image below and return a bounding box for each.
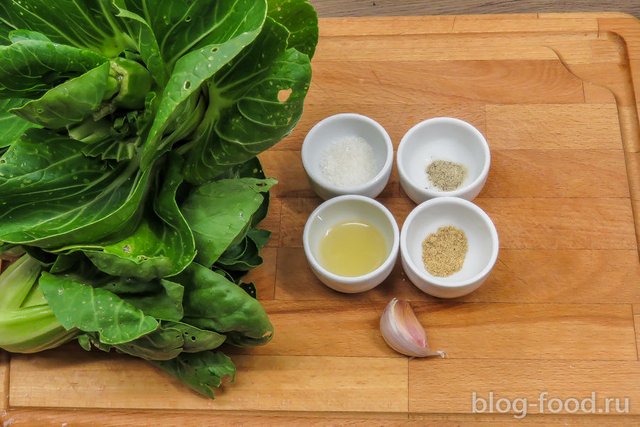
[319,136,378,187]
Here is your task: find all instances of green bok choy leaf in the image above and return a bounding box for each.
[0,0,317,398]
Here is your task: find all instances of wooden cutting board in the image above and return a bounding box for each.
[3,12,640,425]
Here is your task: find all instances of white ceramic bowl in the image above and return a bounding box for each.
[303,195,399,293]
[302,113,393,200]
[397,117,490,203]
[400,197,499,298]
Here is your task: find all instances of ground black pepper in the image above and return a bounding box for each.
[426,160,467,191]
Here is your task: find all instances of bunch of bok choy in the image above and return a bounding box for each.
[0,0,317,397]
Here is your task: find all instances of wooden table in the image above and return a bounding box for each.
[3,12,640,426]
[311,0,640,18]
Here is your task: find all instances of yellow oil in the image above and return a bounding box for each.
[319,220,388,277]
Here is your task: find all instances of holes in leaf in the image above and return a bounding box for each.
[277,88,292,103]
[183,80,191,90]
[185,16,192,22]
[211,47,219,53]
[191,336,196,341]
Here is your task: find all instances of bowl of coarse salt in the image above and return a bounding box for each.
[397,117,490,203]
[301,113,393,200]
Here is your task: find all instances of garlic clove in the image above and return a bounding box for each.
[380,298,446,358]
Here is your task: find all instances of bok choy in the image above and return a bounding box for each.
[0,0,318,398]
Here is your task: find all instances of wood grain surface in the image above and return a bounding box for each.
[3,12,640,426]
[311,0,640,18]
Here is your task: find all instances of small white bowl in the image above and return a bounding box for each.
[400,197,499,298]
[303,195,399,293]
[302,113,393,200]
[397,117,490,203]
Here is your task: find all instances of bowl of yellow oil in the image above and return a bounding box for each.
[303,195,399,293]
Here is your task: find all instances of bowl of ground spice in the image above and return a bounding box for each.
[302,113,394,200]
[400,197,499,298]
[397,117,490,203]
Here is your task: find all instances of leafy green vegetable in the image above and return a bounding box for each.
[12,62,113,129]
[0,37,107,98]
[0,0,318,398]
[82,156,196,281]
[39,272,158,345]
[79,320,227,362]
[139,18,267,169]
[182,19,312,183]
[177,263,273,347]
[0,255,76,353]
[153,351,236,399]
[99,278,185,322]
[0,1,131,56]
[116,321,226,360]
[216,228,272,274]
[0,99,37,149]
[0,129,151,249]
[268,0,319,58]
[182,177,276,266]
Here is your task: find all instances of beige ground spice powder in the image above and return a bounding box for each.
[422,225,468,277]
[426,160,467,191]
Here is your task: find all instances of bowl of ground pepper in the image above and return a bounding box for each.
[400,197,499,298]
[397,117,490,203]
